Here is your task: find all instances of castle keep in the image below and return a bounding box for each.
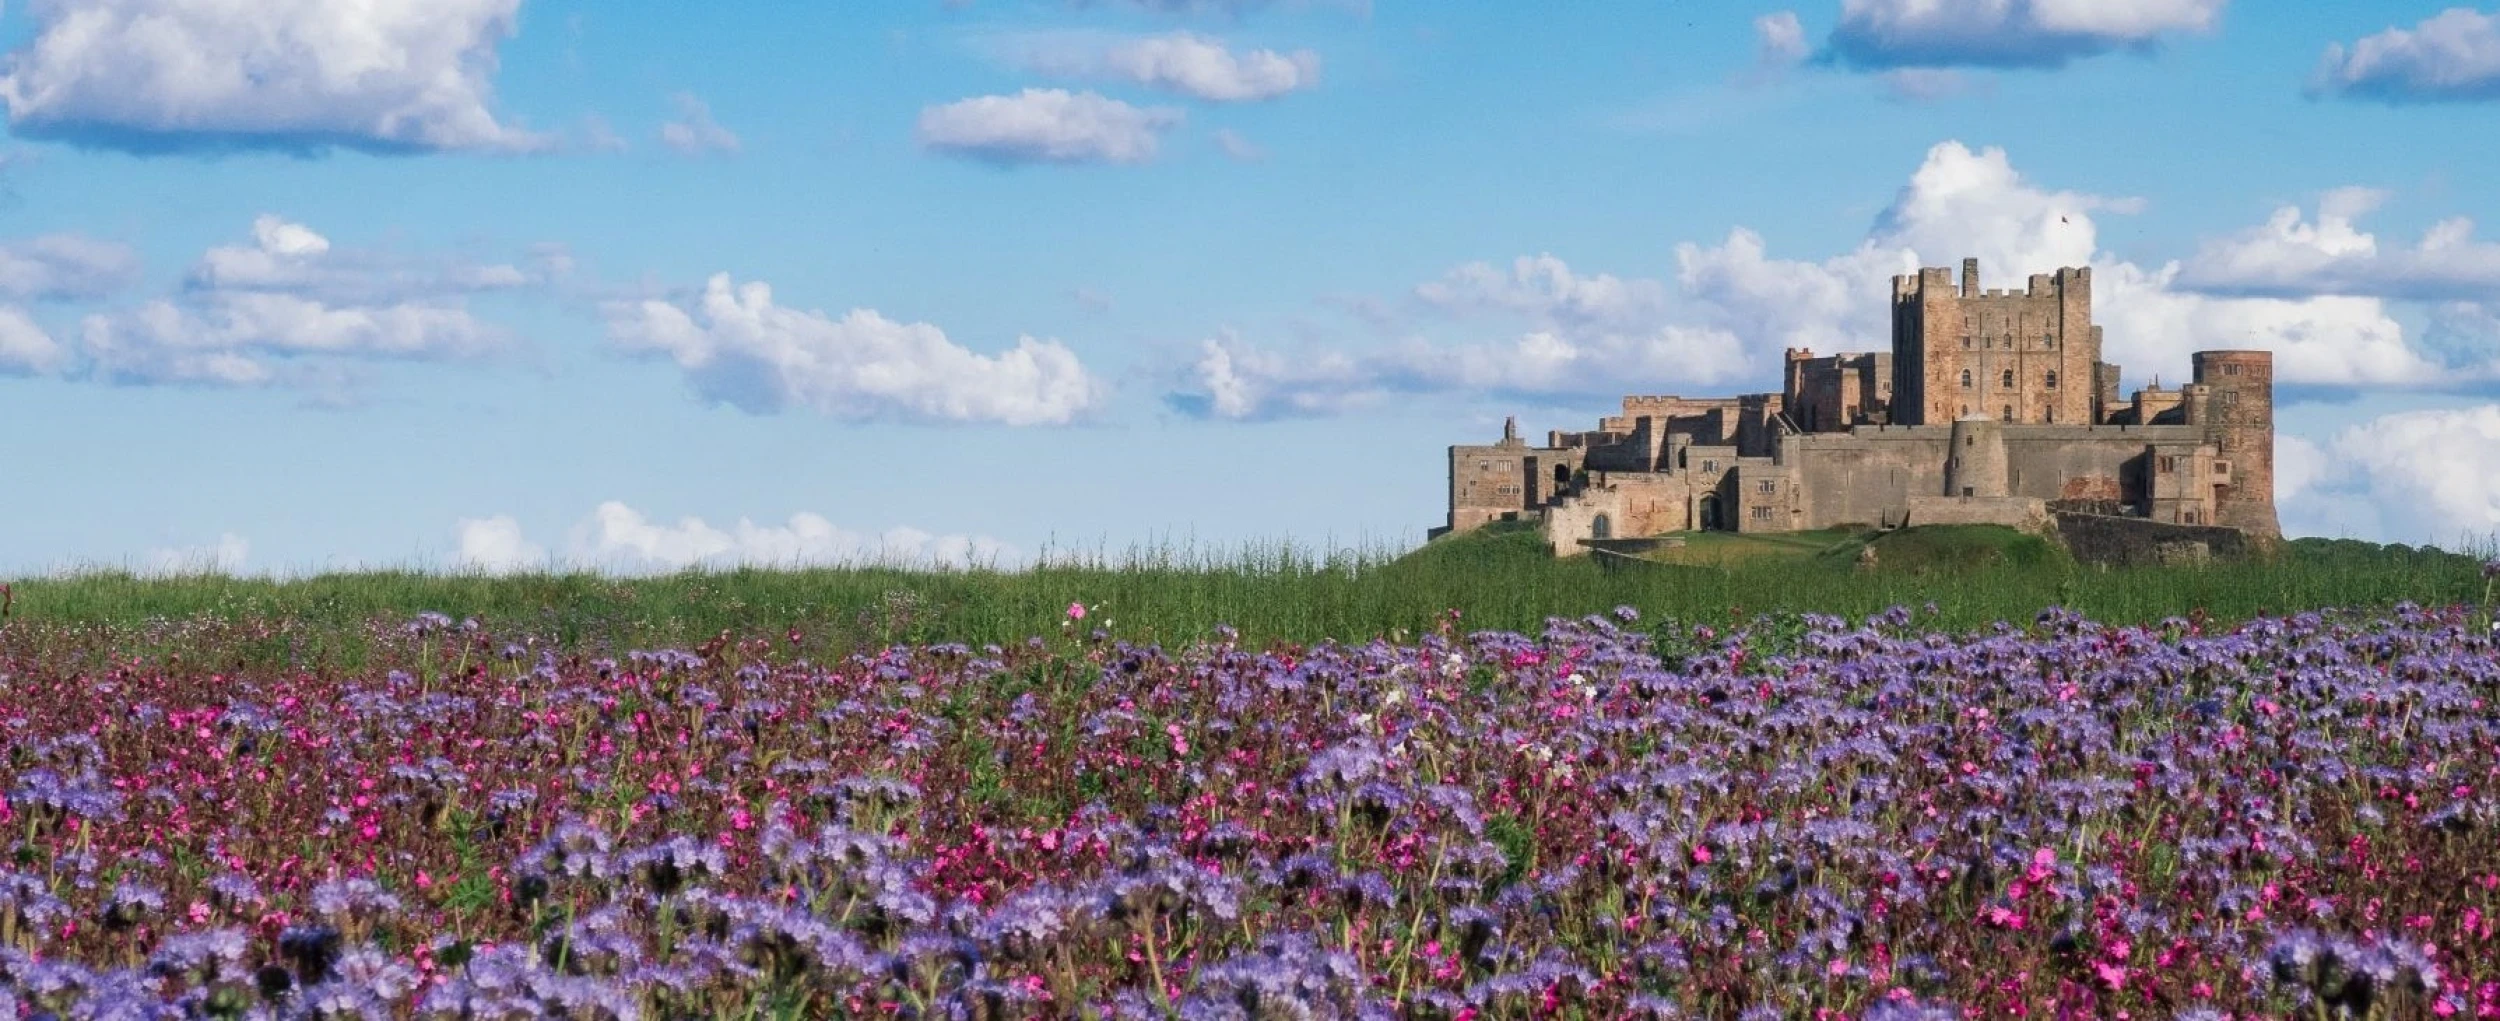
[1435,258,2280,553]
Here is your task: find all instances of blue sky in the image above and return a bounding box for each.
[5,0,2500,574]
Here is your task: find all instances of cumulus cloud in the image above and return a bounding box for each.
[1824,0,2227,70]
[0,234,140,301]
[186,215,535,304]
[917,89,1182,166]
[0,0,542,154]
[456,514,547,573]
[658,93,741,155]
[1167,321,1752,421]
[1170,139,2484,420]
[0,305,68,375]
[1671,141,2455,391]
[1757,11,1810,68]
[144,532,250,575]
[2277,405,2500,544]
[77,215,524,388]
[1416,254,1672,330]
[2177,187,2500,301]
[2313,8,2500,103]
[604,273,1106,425]
[1012,31,1321,101]
[456,502,1018,574]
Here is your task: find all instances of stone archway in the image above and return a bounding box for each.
[1698,494,1724,531]
[1591,513,1612,540]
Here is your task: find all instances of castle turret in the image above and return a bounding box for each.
[2192,350,2279,538]
[1943,417,2008,498]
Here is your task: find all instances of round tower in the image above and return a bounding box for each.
[1943,417,2009,498]
[2190,350,2278,538]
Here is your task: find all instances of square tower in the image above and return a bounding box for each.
[1889,259,2102,426]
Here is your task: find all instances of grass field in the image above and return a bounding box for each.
[1,525,2489,664]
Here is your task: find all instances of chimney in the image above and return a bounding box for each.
[1961,258,1979,298]
[1502,415,1518,443]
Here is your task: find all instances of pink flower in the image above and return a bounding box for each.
[1690,844,1713,864]
[1067,602,1087,620]
[1829,958,1850,977]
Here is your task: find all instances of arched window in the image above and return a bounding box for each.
[2045,370,2059,390]
[1554,463,1571,486]
[2001,369,2015,388]
[1591,514,1612,540]
[1960,369,1973,389]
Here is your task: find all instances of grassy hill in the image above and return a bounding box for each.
[0,525,2484,665]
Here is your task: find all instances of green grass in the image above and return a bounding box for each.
[0,530,2489,666]
[1816,524,2068,572]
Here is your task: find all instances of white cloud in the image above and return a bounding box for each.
[1170,139,2479,420]
[456,514,546,573]
[186,215,534,304]
[917,89,1182,166]
[1671,141,2452,391]
[1825,0,2226,70]
[0,0,542,154]
[2313,8,2500,103]
[0,234,140,300]
[1212,127,1265,162]
[604,273,1106,425]
[456,502,1018,574]
[1416,254,1672,329]
[2176,188,2500,301]
[145,532,249,575]
[2278,405,2500,544]
[77,215,521,387]
[0,305,68,375]
[1756,11,1809,67]
[1167,321,1752,420]
[1017,31,1321,102]
[658,93,741,155]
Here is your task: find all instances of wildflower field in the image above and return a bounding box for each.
[6,547,2500,1020]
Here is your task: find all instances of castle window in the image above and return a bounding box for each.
[2001,405,2013,422]
[2001,369,2015,388]
[2224,364,2240,376]
[1960,370,1973,389]
[1751,506,1773,521]
[1963,335,1972,349]
[2220,391,2239,407]
[2158,455,2176,474]
[1758,480,1776,494]
[2045,370,2058,390]
[1702,459,1717,473]
[2044,408,2055,424]
[2183,509,2198,524]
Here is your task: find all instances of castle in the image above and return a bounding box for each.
[1435,258,2279,554]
